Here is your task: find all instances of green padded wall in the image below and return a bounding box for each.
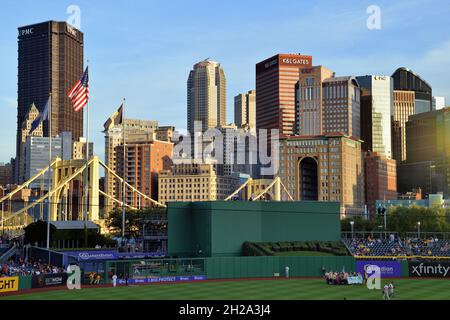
[168,201,341,257]
[205,256,355,279]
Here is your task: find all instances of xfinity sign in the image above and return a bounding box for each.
[409,262,450,278]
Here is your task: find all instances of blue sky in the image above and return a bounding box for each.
[0,0,449,163]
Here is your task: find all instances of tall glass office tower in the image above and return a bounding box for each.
[357,75,393,159]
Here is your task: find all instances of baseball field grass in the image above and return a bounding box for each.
[1,278,450,300]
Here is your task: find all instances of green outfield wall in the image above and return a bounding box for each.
[205,256,355,279]
[168,201,341,257]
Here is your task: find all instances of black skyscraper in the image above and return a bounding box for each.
[16,21,84,183]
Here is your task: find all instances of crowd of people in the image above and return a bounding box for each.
[0,258,65,277]
[324,271,362,285]
[346,236,406,256]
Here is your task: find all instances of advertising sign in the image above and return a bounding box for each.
[0,276,19,293]
[409,261,450,278]
[63,251,167,262]
[356,260,402,278]
[116,275,207,285]
[64,250,118,261]
[31,273,68,288]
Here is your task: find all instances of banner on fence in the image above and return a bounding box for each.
[31,273,68,288]
[63,251,118,261]
[356,260,402,278]
[117,252,166,259]
[62,251,167,262]
[347,275,363,285]
[0,276,19,293]
[409,261,450,278]
[116,275,207,285]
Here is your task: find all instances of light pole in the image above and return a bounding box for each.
[417,221,421,239]
[350,221,354,239]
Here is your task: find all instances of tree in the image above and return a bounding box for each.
[342,206,450,235]
[106,208,141,237]
[341,216,382,232]
[387,206,450,234]
[105,206,167,238]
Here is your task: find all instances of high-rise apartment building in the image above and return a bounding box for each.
[256,53,313,136]
[104,118,159,211]
[296,66,361,138]
[279,134,364,216]
[17,21,84,182]
[234,90,256,131]
[364,151,397,217]
[392,67,432,114]
[357,75,393,159]
[116,136,173,207]
[187,59,226,133]
[158,164,238,205]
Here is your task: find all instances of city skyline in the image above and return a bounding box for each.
[0,0,450,163]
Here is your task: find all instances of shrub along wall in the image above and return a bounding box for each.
[243,241,349,256]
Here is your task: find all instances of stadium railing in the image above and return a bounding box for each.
[353,255,450,260]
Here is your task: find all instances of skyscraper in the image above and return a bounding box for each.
[234,90,256,131]
[187,59,226,133]
[16,103,44,183]
[392,67,432,114]
[391,68,433,163]
[296,66,361,138]
[256,53,313,136]
[398,107,450,197]
[279,134,364,216]
[296,66,334,135]
[357,75,393,159]
[392,90,415,162]
[16,21,84,183]
[116,136,173,206]
[104,118,159,211]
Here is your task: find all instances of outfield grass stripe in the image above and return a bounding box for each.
[2,278,450,300]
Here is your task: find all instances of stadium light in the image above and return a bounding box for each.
[350,221,354,239]
[417,221,421,238]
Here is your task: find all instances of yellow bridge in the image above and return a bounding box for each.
[0,157,293,235]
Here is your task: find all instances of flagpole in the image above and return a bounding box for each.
[46,93,52,254]
[122,98,126,239]
[84,61,90,248]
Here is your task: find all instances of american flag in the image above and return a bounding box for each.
[68,66,89,112]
